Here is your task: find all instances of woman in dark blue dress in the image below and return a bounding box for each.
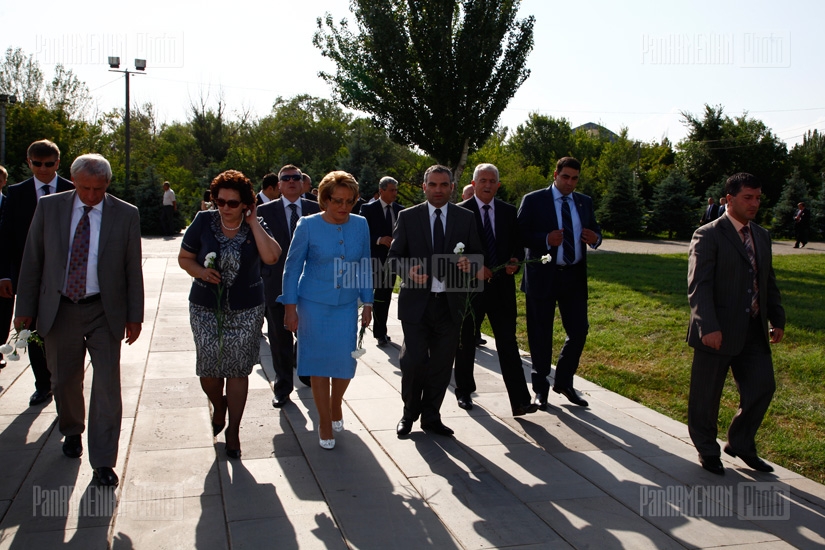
[179,170,281,458]
[280,171,373,450]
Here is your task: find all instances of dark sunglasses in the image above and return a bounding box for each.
[30,160,57,168]
[279,174,303,182]
[214,198,242,208]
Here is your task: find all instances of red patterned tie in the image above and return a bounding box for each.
[741,226,759,317]
[66,206,92,302]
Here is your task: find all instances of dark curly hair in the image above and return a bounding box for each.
[210,170,255,206]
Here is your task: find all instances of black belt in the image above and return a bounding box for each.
[554,262,582,271]
[430,292,446,298]
[61,293,101,304]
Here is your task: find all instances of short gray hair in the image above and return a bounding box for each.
[70,154,112,182]
[473,163,499,182]
[379,176,398,190]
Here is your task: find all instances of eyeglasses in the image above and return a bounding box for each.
[30,160,57,168]
[214,198,242,208]
[328,197,357,207]
[279,174,303,182]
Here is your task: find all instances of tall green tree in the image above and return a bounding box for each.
[772,167,811,238]
[314,0,534,182]
[647,170,700,239]
[789,129,825,187]
[508,113,572,177]
[597,165,645,237]
[810,176,825,240]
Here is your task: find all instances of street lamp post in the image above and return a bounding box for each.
[0,93,17,165]
[108,57,146,194]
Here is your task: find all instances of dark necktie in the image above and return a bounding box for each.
[433,208,445,279]
[41,185,51,197]
[741,226,759,317]
[561,196,575,265]
[66,206,93,302]
[385,204,393,234]
[289,203,299,236]
[482,204,498,267]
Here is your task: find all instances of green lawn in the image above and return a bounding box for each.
[492,253,825,483]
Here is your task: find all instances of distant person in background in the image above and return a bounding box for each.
[700,197,718,225]
[179,170,281,460]
[0,165,11,368]
[302,174,317,202]
[0,139,74,405]
[794,202,810,248]
[280,171,373,450]
[257,173,280,205]
[161,181,177,235]
[717,197,727,218]
[462,184,475,200]
[201,190,213,211]
[360,176,404,348]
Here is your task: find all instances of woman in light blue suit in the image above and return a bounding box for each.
[280,171,373,449]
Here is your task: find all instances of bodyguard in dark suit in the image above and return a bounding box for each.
[359,176,404,347]
[700,197,719,225]
[256,172,281,206]
[0,140,74,405]
[518,157,601,409]
[15,153,144,487]
[687,172,785,475]
[259,165,320,407]
[389,165,483,437]
[454,164,537,416]
[793,202,810,248]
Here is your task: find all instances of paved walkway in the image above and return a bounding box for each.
[0,235,823,549]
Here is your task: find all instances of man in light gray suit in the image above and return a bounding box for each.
[687,172,785,476]
[15,154,144,487]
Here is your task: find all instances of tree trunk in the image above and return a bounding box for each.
[453,138,470,187]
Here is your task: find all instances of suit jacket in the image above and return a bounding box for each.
[15,191,145,340]
[700,203,720,225]
[388,202,483,325]
[687,215,785,355]
[360,199,405,262]
[457,197,524,274]
[258,198,321,306]
[517,187,601,299]
[0,176,74,287]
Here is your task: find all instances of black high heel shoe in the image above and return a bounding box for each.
[212,395,227,436]
[225,447,242,459]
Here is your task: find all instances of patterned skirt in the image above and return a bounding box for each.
[190,302,265,378]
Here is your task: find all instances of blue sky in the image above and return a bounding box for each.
[3,0,823,147]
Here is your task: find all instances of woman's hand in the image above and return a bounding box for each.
[284,305,298,333]
[361,305,372,328]
[202,267,221,284]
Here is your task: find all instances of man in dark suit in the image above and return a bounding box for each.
[301,173,318,202]
[518,157,601,410]
[0,165,11,368]
[700,197,719,225]
[717,197,727,218]
[256,172,281,205]
[793,202,810,248]
[388,165,483,437]
[454,164,537,416]
[687,172,785,475]
[359,176,404,347]
[259,164,321,408]
[14,153,144,487]
[0,140,74,405]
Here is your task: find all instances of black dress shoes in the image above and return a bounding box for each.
[63,435,83,459]
[396,418,413,436]
[475,336,487,347]
[512,403,539,416]
[93,467,119,487]
[29,390,53,407]
[699,455,725,475]
[553,386,589,407]
[376,335,391,348]
[724,444,774,472]
[456,395,473,410]
[272,394,291,408]
[533,394,548,411]
[421,421,454,436]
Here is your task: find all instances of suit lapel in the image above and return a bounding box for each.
[719,217,752,265]
[99,194,114,256]
[57,191,76,262]
[418,203,434,256]
[273,199,289,236]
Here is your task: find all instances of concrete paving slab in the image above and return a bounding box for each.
[113,495,227,550]
[137,377,205,411]
[130,407,211,452]
[0,524,113,549]
[0,449,39,500]
[0,411,57,450]
[122,448,220,500]
[143,352,198,380]
[227,514,347,550]
[372,430,483,479]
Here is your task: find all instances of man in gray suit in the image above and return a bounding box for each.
[259,164,320,407]
[14,154,144,487]
[388,165,483,437]
[687,172,785,475]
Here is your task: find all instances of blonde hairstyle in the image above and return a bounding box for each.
[317,171,359,211]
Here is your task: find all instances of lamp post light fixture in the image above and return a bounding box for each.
[0,93,17,165]
[108,57,146,194]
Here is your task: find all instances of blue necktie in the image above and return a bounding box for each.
[289,203,299,236]
[561,196,575,265]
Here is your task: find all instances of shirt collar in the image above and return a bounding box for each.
[474,195,493,211]
[34,175,58,188]
[72,193,103,213]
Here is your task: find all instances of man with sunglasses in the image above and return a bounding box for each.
[0,140,74,406]
[259,165,320,407]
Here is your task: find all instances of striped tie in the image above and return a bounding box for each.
[741,226,759,317]
[561,196,575,265]
[289,203,299,236]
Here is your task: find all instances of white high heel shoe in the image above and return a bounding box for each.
[332,419,344,432]
[319,427,335,449]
